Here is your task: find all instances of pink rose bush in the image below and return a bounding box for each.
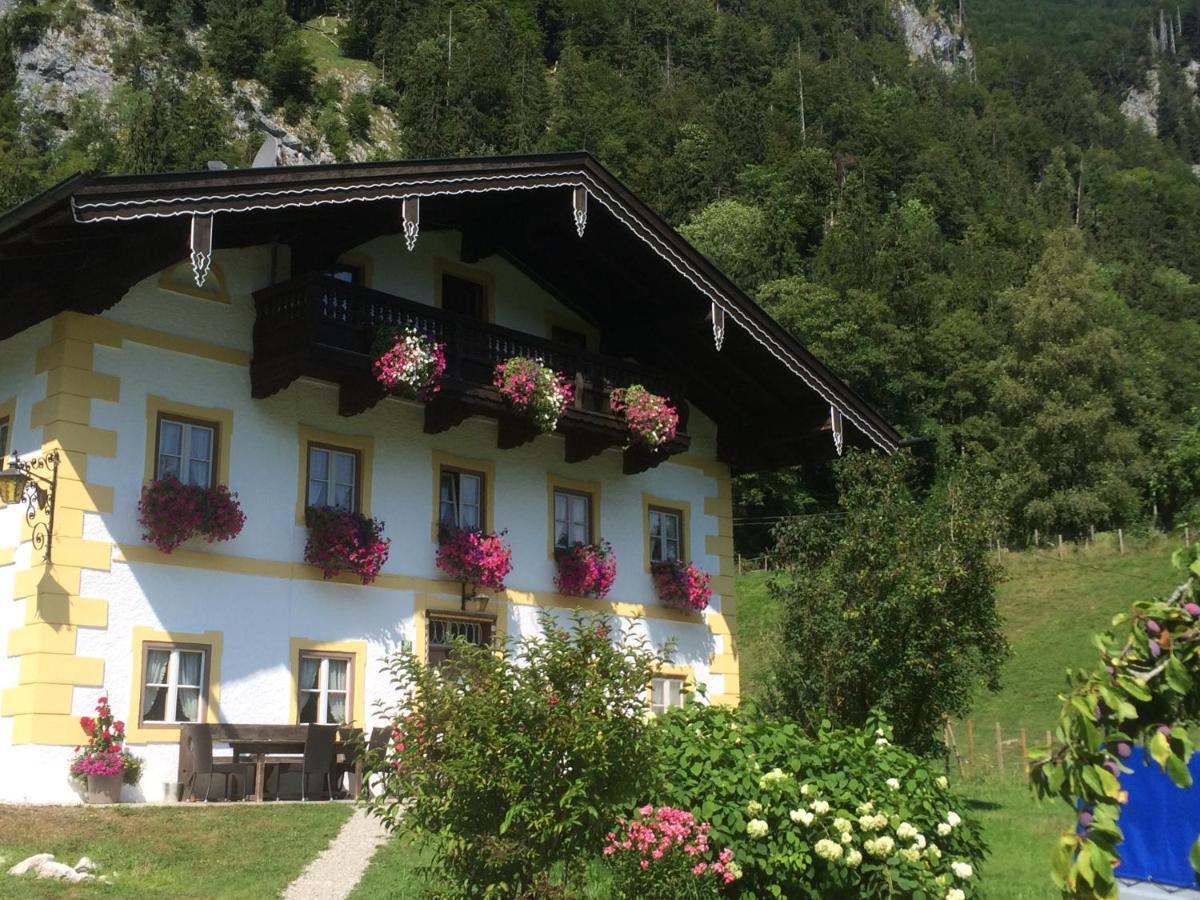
[494,356,574,434]
[652,560,713,612]
[610,384,679,448]
[436,527,513,592]
[372,326,447,400]
[304,506,391,585]
[138,476,246,553]
[603,805,740,898]
[555,539,617,599]
[69,695,142,785]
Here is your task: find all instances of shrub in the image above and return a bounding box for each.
[435,526,513,592]
[650,701,988,898]
[262,35,316,107]
[365,609,670,897]
[494,356,574,434]
[70,695,142,786]
[138,477,246,553]
[371,326,447,400]
[610,385,679,448]
[652,560,713,612]
[345,90,373,140]
[603,805,740,898]
[554,540,616,599]
[304,506,390,584]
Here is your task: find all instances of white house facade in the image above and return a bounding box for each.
[0,154,900,803]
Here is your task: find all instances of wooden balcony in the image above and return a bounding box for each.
[251,274,690,473]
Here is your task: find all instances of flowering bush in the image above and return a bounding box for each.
[610,384,679,448]
[371,326,447,400]
[652,560,713,612]
[304,506,391,584]
[69,696,142,785]
[364,610,670,896]
[603,805,740,899]
[493,356,574,434]
[554,540,617,599]
[138,477,246,553]
[435,526,513,592]
[650,701,988,898]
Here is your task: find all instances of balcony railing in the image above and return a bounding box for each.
[252,273,690,471]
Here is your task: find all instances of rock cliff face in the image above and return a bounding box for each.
[12,7,121,120]
[1121,68,1160,135]
[892,0,974,74]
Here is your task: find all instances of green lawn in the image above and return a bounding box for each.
[0,804,352,898]
[963,779,1069,900]
[299,17,379,79]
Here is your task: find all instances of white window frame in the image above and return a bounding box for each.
[651,676,685,716]
[554,489,591,550]
[156,416,216,488]
[649,507,683,564]
[439,468,483,530]
[141,646,206,725]
[427,615,493,668]
[307,444,359,512]
[298,653,352,725]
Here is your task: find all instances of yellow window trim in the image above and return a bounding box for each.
[646,664,696,714]
[434,257,495,323]
[336,251,374,288]
[542,309,598,351]
[143,395,234,487]
[430,450,496,543]
[412,592,508,668]
[158,261,231,305]
[288,637,368,727]
[546,473,603,560]
[126,626,223,744]
[295,425,375,525]
[0,396,15,508]
[641,493,692,573]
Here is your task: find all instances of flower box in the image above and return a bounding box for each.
[554,540,617,599]
[609,384,679,448]
[138,477,246,554]
[304,506,391,585]
[372,326,446,400]
[493,357,574,434]
[652,560,713,612]
[436,526,513,592]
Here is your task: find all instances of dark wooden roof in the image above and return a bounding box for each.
[0,152,902,469]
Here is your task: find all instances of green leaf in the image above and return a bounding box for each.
[1151,730,1171,769]
[1166,753,1193,788]
[1190,836,1200,874]
[1166,655,1193,694]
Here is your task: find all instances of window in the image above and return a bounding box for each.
[649,507,683,564]
[439,467,483,531]
[141,644,209,725]
[554,488,592,550]
[155,415,217,488]
[441,273,487,320]
[297,652,353,724]
[551,325,588,350]
[651,676,685,716]
[306,443,359,512]
[427,615,493,668]
[0,416,9,458]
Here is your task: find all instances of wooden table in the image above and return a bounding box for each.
[227,737,305,802]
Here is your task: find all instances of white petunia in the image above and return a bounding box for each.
[951,861,973,879]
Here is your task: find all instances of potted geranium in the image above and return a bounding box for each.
[436,527,513,608]
[372,326,447,400]
[493,357,574,434]
[610,384,679,448]
[304,506,391,585]
[554,540,617,599]
[70,695,142,804]
[652,560,713,612]
[138,477,246,553]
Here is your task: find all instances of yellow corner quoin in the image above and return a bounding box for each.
[295,424,376,525]
[7,623,78,657]
[430,450,496,542]
[545,472,603,560]
[18,653,104,688]
[22,594,109,629]
[54,310,250,367]
[11,713,94,746]
[287,637,369,727]
[0,546,14,567]
[125,626,224,744]
[1,682,74,717]
[143,395,235,486]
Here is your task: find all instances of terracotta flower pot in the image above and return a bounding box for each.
[86,773,123,804]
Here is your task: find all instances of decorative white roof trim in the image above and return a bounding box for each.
[68,169,898,453]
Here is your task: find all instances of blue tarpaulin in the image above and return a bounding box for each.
[1113,746,1200,888]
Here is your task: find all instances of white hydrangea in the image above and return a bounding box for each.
[875,728,887,737]
[845,848,863,867]
[927,843,942,859]
[900,847,922,864]
[858,814,883,832]
[811,800,831,815]
[746,819,769,839]
[758,768,787,790]
[947,811,962,827]
[951,861,973,880]
[789,808,814,826]
[747,801,764,816]
[886,777,901,790]
[936,775,949,790]
[814,839,844,861]
[875,737,890,746]
[833,817,853,834]
[856,801,874,814]
[840,831,853,844]
[937,822,953,836]
[947,890,966,900]
[800,783,811,796]
[896,822,918,840]
[864,835,895,858]
[915,833,927,849]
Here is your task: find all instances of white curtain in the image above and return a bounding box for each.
[327,660,348,723]
[176,651,202,722]
[143,649,170,720]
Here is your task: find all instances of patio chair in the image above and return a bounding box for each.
[265,724,339,801]
[184,724,252,802]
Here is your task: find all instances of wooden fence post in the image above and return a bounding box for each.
[1034,528,1039,547]
[736,554,743,575]
[995,722,1004,780]
[1058,534,1064,561]
[966,720,975,776]
[1020,728,1029,779]
[1118,528,1124,555]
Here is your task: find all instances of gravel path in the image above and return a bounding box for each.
[282,807,389,900]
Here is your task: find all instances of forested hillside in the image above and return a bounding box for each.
[3,0,1200,550]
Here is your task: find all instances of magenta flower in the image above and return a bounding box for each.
[555,540,617,599]
[435,527,513,592]
[494,357,574,434]
[652,560,713,612]
[610,385,679,448]
[372,327,446,400]
[304,506,391,585]
[138,477,246,553]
